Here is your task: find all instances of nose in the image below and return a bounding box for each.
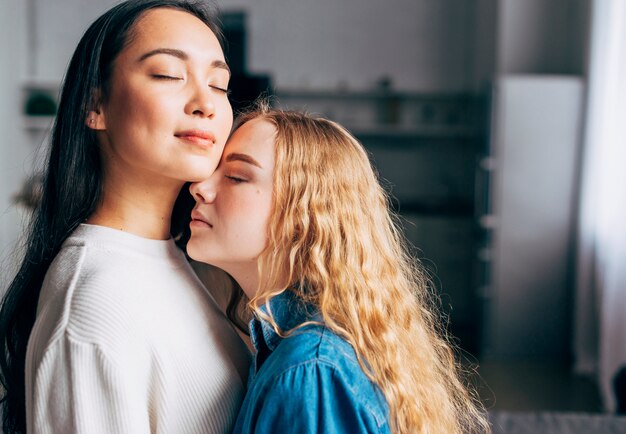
[185,80,216,118]
[189,178,216,203]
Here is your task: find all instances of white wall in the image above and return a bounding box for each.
[497,0,589,75]
[221,0,476,92]
[471,0,590,89]
[472,0,499,92]
[34,0,479,92]
[0,0,30,290]
[34,0,117,80]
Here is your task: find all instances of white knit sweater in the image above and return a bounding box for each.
[25,224,251,434]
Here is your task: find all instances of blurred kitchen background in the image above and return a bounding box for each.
[1,0,625,429]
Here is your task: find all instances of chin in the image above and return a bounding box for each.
[186,238,220,268]
[183,160,220,182]
[185,237,202,262]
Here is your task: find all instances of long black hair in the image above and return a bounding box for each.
[0,1,223,432]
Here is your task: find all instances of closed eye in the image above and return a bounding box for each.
[225,175,246,184]
[211,85,231,95]
[152,74,182,80]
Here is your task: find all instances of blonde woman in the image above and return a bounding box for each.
[187,105,490,433]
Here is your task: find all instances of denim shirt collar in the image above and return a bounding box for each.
[249,290,320,353]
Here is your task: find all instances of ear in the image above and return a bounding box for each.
[85,109,106,130]
[86,89,106,130]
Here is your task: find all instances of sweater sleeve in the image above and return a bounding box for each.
[28,333,150,434]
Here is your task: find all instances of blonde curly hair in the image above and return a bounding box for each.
[235,102,490,434]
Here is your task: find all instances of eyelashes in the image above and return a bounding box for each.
[151,75,230,94]
[225,175,246,184]
[210,85,230,95]
[152,74,182,80]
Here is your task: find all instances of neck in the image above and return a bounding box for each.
[226,261,292,301]
[87,165,184,240]
[222,263,259,300]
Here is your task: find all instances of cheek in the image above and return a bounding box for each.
[215,99,234,142]
[104,94,174,152]
[107,80,174,128]
[126,95,171,128]
[225,194,270,244]
[249,197,272,247]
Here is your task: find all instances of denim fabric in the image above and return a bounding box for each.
[232,290,391,434]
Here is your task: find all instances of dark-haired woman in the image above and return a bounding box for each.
[0,1,250,433]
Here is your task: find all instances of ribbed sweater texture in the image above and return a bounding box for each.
[25,224,251,434]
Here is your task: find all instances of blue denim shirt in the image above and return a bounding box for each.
[232,290,391,434]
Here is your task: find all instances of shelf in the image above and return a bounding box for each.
[22,78,61,92]
[479,157,497,171]
[391,199,474,217]
[274,88,478,102]
[351,125,482,140]
[478,214,498,229]
[22,79,60,129]
[273,88,485,141]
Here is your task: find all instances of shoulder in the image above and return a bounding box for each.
[42,241,138,318]
[34,240,164,352]
[244,326,389,431]
[28,244,157,383]
[267,325,363,382]
[43,233,196,312]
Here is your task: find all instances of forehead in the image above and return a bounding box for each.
[226,118,277,165]
[123,8,223,61]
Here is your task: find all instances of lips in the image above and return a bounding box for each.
[191,210,212,228]
[175,129,216,148]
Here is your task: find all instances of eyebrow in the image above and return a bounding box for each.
[225,152,263,168]
[138,48,231,76]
